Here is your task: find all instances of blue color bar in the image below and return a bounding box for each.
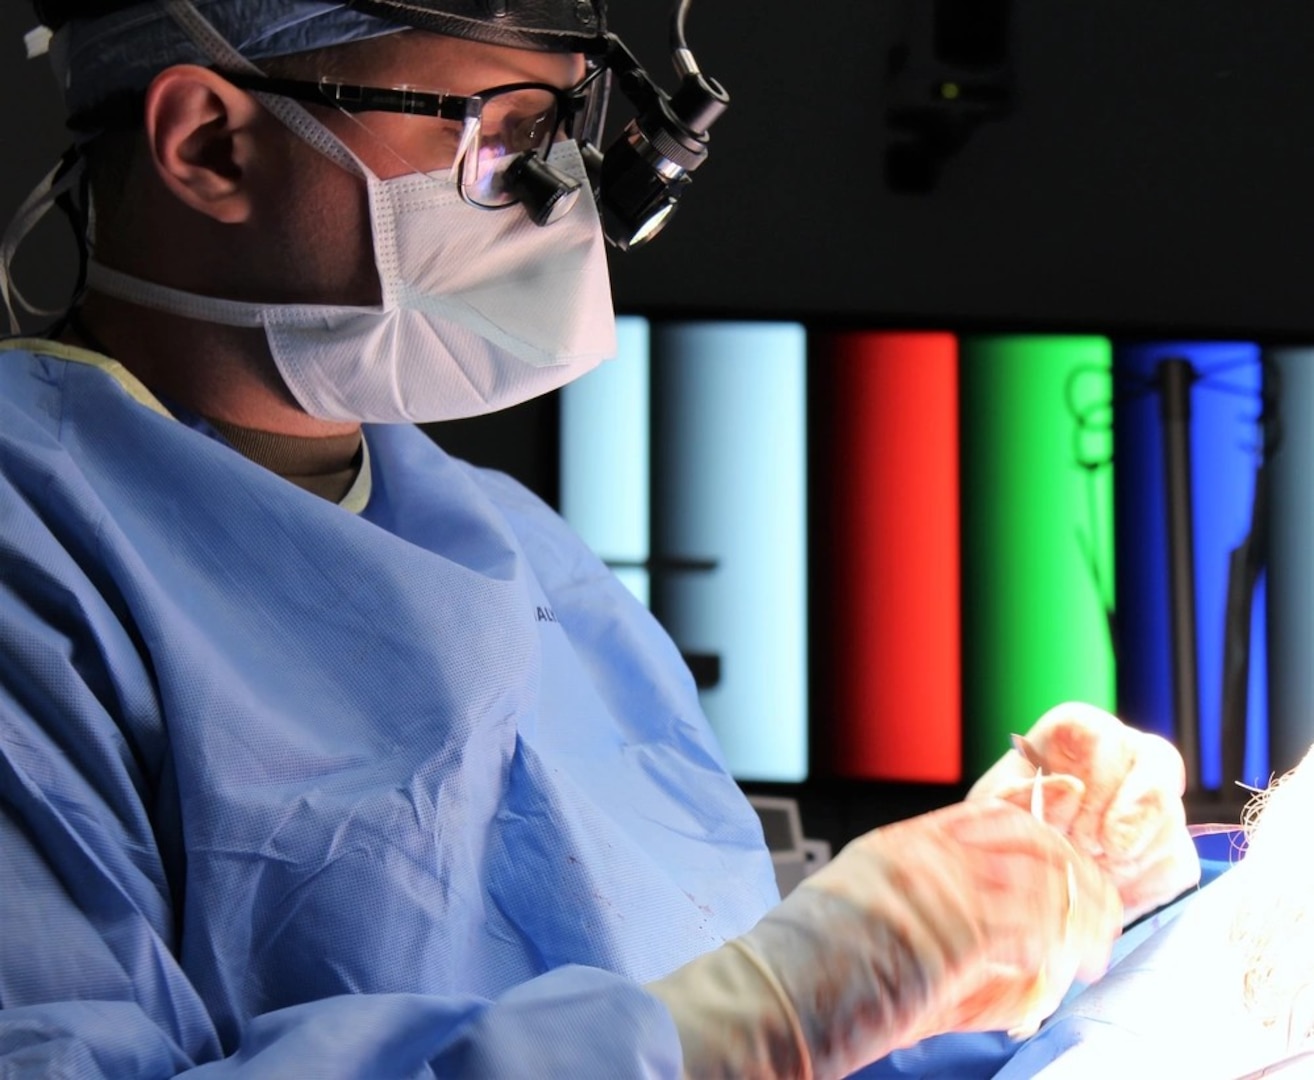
[650,322,809,782]
[559,316,651,606]
[1113,341,1267,790]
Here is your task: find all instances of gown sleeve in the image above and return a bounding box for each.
[0,471,683,1080]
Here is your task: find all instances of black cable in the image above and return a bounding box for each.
[671,0,693,54]
[1216,355,1280,791]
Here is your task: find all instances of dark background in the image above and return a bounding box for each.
[604,0,1314,337]
[10,2,1314,337]
[4,0,1310,848]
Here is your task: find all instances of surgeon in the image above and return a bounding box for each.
[0,0,1199,1075]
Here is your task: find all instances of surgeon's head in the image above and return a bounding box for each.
[37,0,606,304]
[18,0,624,425]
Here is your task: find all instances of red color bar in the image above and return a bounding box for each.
[818,331,961,782]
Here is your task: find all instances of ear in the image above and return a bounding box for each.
[142,65,267,225]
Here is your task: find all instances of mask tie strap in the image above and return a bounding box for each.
[85,260,267,328]
[0,148,87,335]
[48,146,94,338]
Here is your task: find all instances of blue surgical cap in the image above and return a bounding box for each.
[46,0,404,123]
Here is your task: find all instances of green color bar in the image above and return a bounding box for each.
[960,335,1117,778]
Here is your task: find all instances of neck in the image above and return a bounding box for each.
[64,290,361,438]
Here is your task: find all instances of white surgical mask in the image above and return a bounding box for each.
[82,0,618,424]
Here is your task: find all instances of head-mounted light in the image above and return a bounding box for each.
[449,0,731,250]
[584,0,728,249]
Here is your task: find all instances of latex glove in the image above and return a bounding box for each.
[968,701,1201,923]
[647,800,1121,1079]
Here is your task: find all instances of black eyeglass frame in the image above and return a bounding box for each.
[219,66,607,144]
[219,66,608,212]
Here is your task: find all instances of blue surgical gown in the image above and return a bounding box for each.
[0,340,781,1077]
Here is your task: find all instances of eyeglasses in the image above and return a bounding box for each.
[221,65,609,210]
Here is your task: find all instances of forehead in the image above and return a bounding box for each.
[303,29,587,91]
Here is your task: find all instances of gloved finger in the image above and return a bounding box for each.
[984,773,1086,834]
[1097,731,1188,862]
[1105,817,1201,923]
[1012,818,1123,985]
[1021,702,1139,852]
[966,741,1044,804]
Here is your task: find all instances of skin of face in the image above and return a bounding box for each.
[231,31,588,308]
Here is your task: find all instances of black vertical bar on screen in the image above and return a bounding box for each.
[1158,358,1202,793]
[1219,544,1252,793]
[1219,458,1267,794]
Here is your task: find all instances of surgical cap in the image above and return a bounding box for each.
[45,1,403,124]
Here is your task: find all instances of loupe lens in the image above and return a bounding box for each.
[503,152,582,226]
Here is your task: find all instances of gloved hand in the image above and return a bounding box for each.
[647,799,1122,1079]
[968,701,1201,924]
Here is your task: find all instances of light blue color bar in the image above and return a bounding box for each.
[1265,347,1314,776]
[651,322,809,782]
[613,567,651,610]
[560,316,650,606]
